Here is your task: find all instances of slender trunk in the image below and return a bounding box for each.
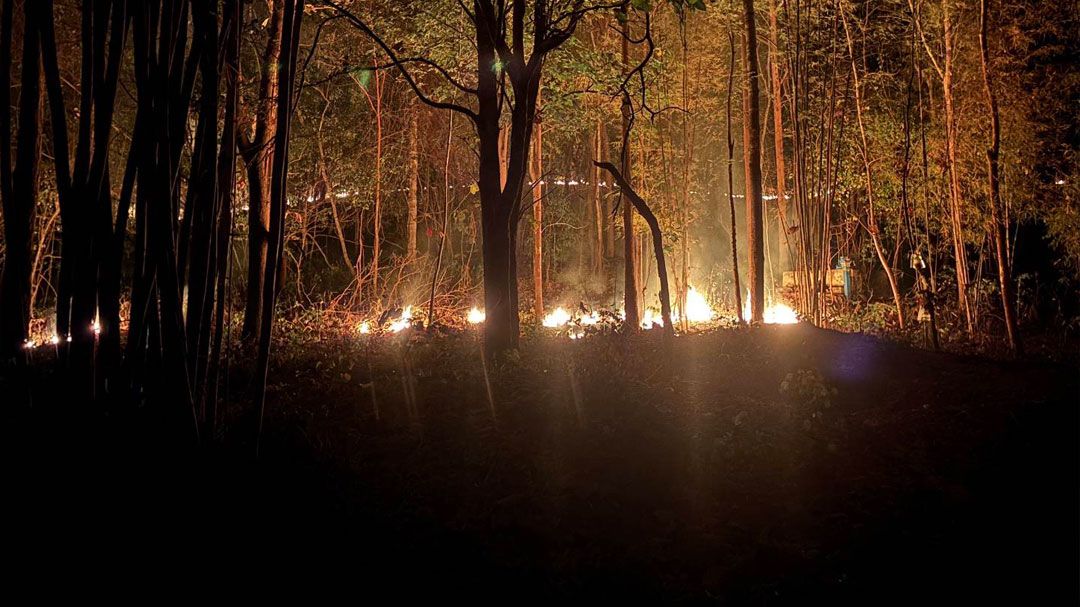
[742,0,765,322]
[406,98,419,261]
[241,0,283,339]
[620,15,640,330]
[590,119,604,272]
[370,60,384,299]
[943,4,973,333]
[679,24,691,332]
[207,0,242,437]
[726,29,744,323]
[598,162,673,338]
[978,0,1021,354]
[530,90,544,320]
[601,121,615,258]
[766,0,792,267]
[255,0,303,456]
[426,111,454,327]
[0,1,41,356]
[842,7,905,328]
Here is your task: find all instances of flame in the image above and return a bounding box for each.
[743,293,799,324]
[357,321,371,335]
[49,335,60,345]
[764,303,799,324]
[467,307,486,324]
[91,319,101,335]
[542,307,571,328]
[579,311,600,325]
[682,286,714,323]
[641,308,663,329]
[388,306,413,333]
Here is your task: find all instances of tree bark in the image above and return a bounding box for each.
[978,0,1021,354]
[943,3,973,333]
[766,0,792,268]
[726,29,744,324]
[620,14,641,331]
[406,97,419,261]
[741,0,765,323]
[841,7,905,328]
[597,162,673,338]
[0,0,41,356]
[590,119,604,272]
[240,0,283,340]
[255,0,304,456]
[530,90,544,320]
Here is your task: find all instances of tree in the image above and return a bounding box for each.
[841,4,905,329]
[977,0,1021,354]
[255,0,306,454]
[741,0,764,323]
[0,0,41,358]
[239,0,285,340]
[530,87,545,320]
[323,0,614,354]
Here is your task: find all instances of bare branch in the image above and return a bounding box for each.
[315,0,479,121]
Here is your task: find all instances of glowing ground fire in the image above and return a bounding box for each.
[350,287,797,337]
[744,293,800,325]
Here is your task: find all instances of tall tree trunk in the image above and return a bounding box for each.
[620,15,640,330]
[978,0,1021,354]
[766,0,792,267]
[601,121,615,258]
[426,111,454,327]
[406,97,419,261]
[530,90,544,320]
[943,3,973,333]
[0,0,41,356]
[726,29,744,324]
[369,58,385,300]
[590,119,604,273]
[255,0,304,456]
[597,162,673,338]
[185,0,223,401]
[678,22,692,332]
[741,0,765,323]
[207,0,242,437]
[240,0,283,339]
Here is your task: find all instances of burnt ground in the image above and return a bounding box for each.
[5,325,1078,602]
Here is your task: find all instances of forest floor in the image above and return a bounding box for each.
[5,324,1078,602]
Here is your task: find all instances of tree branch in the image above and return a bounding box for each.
[315,0,479,121]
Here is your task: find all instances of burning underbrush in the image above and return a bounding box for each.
[298,286,802,343]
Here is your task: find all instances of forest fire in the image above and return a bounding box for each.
[387,306,413,333]
[3,1,1074,600]
[542,307,572,328]
[681,287,715,323]
[467,307,486,324]
[763,303,799,324]
[742,291,800,325]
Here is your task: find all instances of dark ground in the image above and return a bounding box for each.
[5,325,1078,602]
